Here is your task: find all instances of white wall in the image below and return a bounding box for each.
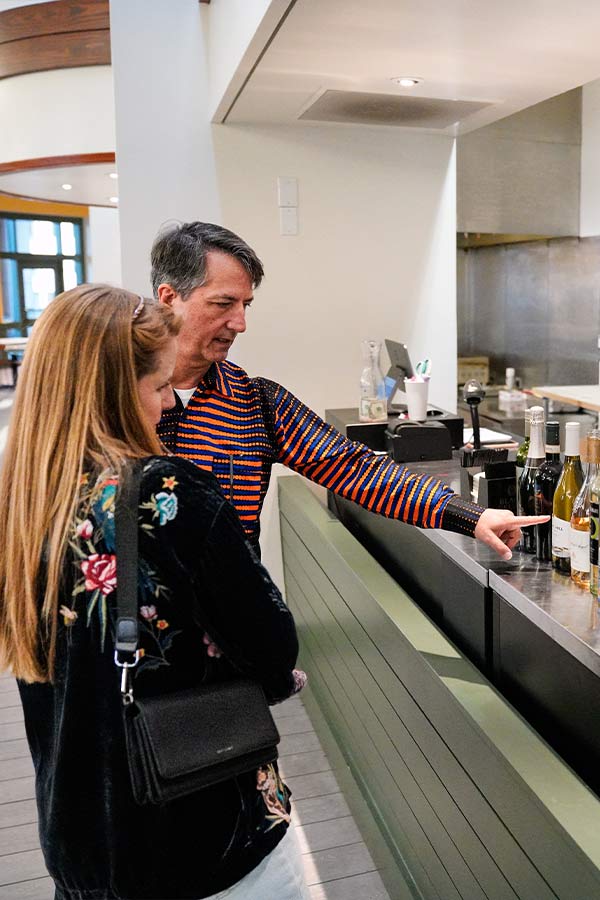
[580,79,600,236]
[213,123,456,586]
[86,207,122,287]
[214,123,457,416]
[109,0,221,293]
[0,67,115,163]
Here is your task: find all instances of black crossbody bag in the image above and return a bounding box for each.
[114,463,280,806]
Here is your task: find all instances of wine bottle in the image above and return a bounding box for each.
[534,422,562,562]
[570,432,600,590]
[515,409,531,485]
[517,406,545,553]
[590,437,600,597]
[552,422,583,573]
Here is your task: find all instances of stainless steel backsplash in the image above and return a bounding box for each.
[457,236,600,387]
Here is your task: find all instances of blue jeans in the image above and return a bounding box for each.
[208,826,311,900]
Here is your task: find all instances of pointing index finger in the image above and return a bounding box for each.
[511,515,550,525]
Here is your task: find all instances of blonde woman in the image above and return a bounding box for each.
[0,285,310,900]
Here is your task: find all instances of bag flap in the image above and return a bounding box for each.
[134,680,280,780]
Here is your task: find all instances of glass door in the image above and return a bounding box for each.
[17,260,62,333]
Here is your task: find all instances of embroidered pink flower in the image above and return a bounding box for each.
[80,554,116,596]
[292,669,308,694]
[76,519,93,540]
[140,605,157,621]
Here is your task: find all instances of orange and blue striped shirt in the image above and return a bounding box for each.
[157,360,482,550]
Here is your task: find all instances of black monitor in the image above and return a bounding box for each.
[384,340,414,410]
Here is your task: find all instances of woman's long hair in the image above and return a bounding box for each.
[0,284,181,683]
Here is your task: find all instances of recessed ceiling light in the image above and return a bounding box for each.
[109,196,119,204]
[391,76,422,88]
[109,172,118,180]
[62,183,72,190]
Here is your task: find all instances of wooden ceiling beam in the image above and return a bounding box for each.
[0,0,110,80]
[0,153,116,176]
[0,0,109,45]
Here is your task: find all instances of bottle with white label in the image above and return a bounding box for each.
[570,432,600,590]
[552,422,583,572]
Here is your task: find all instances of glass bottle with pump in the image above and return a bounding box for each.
[498,368,515,412]
[517,405,545,554]
[534,422,562,562]
[552,422,583,572]
[570,432,600,590]
[359,340,387,423]
[499,367,527,415]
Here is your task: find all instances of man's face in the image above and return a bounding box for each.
[160,250,254,377]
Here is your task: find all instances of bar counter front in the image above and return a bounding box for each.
[278,408,600,900]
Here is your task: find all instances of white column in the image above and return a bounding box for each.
[109,0,221,294]
[86,207,122,287]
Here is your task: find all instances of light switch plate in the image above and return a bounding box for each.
[280,207,298,235]
[277,176,298,207]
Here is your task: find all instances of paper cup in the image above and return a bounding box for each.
[404,379,428,421]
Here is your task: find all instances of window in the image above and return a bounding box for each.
[0,213,85,337]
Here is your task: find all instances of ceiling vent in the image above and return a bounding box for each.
[299,90,492,129]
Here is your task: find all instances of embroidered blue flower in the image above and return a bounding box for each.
[154,491,178,525]
[91,479,118,551]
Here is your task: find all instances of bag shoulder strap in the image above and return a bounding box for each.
[115,461,142,662]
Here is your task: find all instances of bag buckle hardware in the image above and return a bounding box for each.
[114,650,141,705]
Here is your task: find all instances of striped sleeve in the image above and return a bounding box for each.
[264,380,483,534]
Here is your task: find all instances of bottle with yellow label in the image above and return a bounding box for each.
[552,422,583,572]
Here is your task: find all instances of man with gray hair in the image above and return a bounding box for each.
[152,221,546,559]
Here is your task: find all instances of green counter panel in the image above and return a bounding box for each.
[278,475,600,900]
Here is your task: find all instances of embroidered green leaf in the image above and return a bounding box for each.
[99,595,107,650]
[86,589,99,626]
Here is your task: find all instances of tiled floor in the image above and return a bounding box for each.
[274,695,391,899]
[0,681,390,899]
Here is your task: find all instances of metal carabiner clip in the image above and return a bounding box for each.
[114,650,141,706]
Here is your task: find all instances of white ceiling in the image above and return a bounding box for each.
[0,164,118,207]
[227,0,600,133]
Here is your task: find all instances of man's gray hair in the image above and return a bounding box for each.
[150,221,264,299]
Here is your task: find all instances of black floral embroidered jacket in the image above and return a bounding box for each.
[18,457,299,900]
